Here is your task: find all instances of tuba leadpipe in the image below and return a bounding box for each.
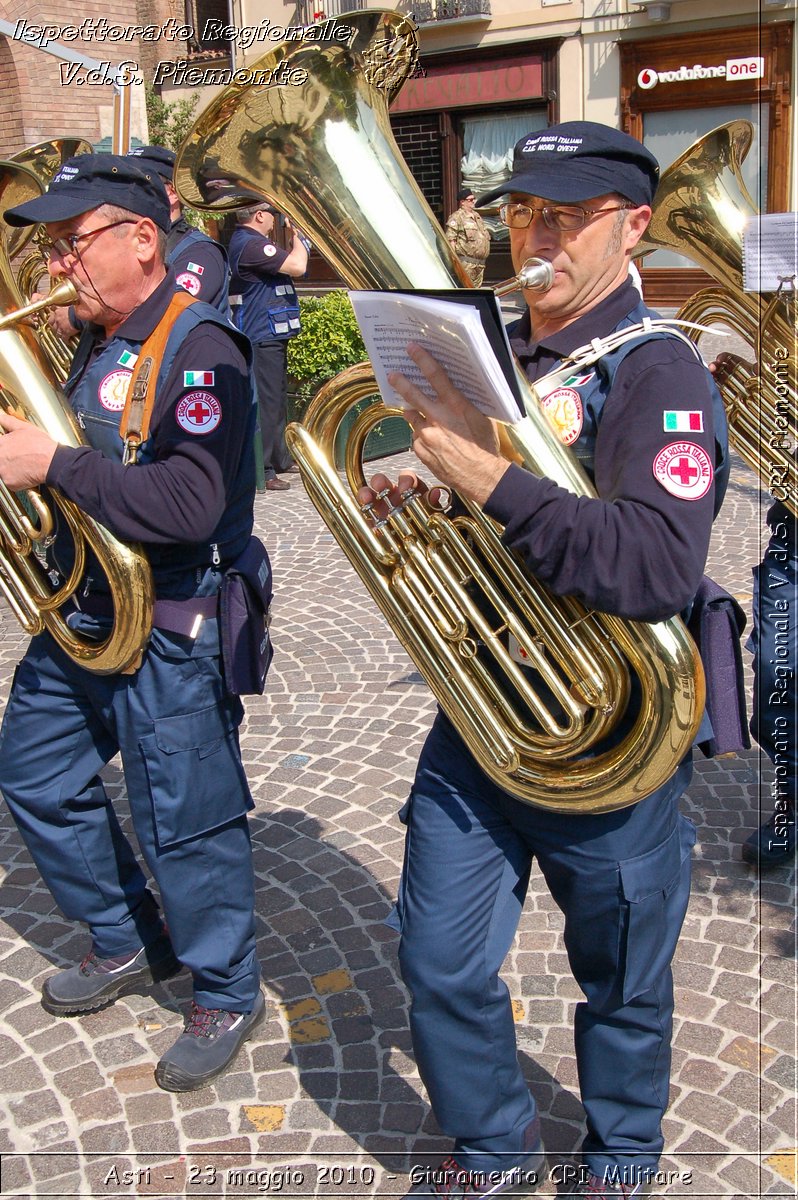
[639,120,796,516]
[0,278,78,330]
[175,10,704,813]
[0,165,154,674]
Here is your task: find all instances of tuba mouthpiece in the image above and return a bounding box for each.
[516,258,555,292]
[493,258,555,298]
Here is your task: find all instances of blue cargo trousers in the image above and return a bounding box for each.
[395,714,695,1183]
[0,623,260,1012]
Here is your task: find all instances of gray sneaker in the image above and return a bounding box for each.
[155,989,266,1092]
[41,934,181,1015]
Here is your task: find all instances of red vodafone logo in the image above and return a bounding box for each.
[638,68,658,89]
[175,391,222,435]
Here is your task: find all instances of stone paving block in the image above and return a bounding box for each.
[764,1054,797,1093]
[719,1155,772,1197]
[53,1060,107,1100]
[765,1148,798,1187]
[8,1087,63,1127]
[713,999,767,1037]
[72,1085,125,1125]
[124,1091,174,1126]
[761,982,797,1019]
[289,1017,332,1044]
[29,1139,77,1172]
[673,1089,739,1134]
[130,1120,182,1152]
[0,1154,33,1195]
[770,1097,798,1138]
[4,1000,53,1037]
[93,1033,152,1070]
[719,1069,781,1115]
[673,1020,726,1055]
[80,1121,131,1153]
[111,1061,158,1094]
[719,1033,777,1072]
[763,1019,798,1054]
[240,1103,286,1132]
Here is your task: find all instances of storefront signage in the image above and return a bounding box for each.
[390,56,544,113]
[637,57,764,89]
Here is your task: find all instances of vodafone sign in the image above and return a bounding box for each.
[637,57,764,89]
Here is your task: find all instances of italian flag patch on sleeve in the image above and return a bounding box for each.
[184,371,214,387]
[664,410,703,433]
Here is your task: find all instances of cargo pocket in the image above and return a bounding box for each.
[619,816,696,1004]
[140,703,253,848]
[267,305,301,338]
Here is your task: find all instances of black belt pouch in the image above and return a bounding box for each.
[219,537,274,695]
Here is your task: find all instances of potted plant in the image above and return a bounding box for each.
[286,290,411,467]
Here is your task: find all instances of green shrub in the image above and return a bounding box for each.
[286,289,411,464]
[286,290,367,415]
[143,85,206,230]
[145,85,200,151]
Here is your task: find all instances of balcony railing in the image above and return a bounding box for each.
[294,0,490,25]
[413,0,492,21]
[295,0,368,21]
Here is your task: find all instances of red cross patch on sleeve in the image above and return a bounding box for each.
[175,391,222,435]
[653,441,713,500]
[176,271,202,296]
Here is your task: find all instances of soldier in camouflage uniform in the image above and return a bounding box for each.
[445,187,491,287]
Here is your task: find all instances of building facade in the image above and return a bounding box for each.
[160,0,793,298]
[0,0,155,157]
[0,0,794,301]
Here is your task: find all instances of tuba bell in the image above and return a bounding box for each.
[6,138,93,383]
[175,10,704,813]
[639,120,796,516]
[0,162,154,674]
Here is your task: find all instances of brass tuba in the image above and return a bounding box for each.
[639,120,796,516]
[0,161,154,674]
[176,10,704,813]
[6,138,93,382]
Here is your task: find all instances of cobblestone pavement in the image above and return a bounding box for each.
[0,443,795,1199]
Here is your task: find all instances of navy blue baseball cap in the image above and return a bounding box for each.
[478,122,660,208]
[3,154,171,231]
[128,144,176,182]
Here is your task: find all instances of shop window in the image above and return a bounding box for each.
[185,0,231,53]
[460,110,547,240]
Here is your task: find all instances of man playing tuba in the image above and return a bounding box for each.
[362,122,730,1199]
[0,155,265,1092]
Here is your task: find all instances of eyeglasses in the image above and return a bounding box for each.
[38,219,138,260]
[499,202,633,233]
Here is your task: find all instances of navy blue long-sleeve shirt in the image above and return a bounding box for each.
[484,281,722,623]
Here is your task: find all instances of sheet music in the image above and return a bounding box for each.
[742,213,798,293]
[348,291,522,425]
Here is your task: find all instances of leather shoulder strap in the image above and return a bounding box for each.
[120,290,197,465]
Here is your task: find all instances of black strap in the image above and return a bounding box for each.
[75,592,218,637]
